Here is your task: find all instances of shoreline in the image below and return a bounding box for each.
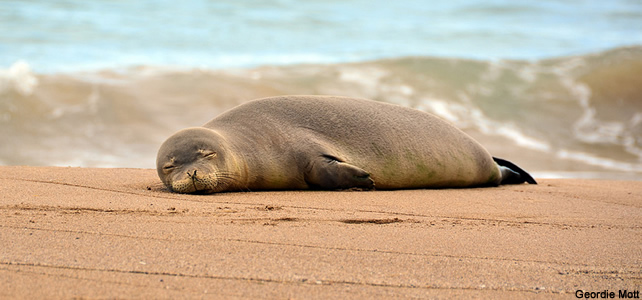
[1,166,640,298]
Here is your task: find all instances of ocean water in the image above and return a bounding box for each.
[1,0,642,180]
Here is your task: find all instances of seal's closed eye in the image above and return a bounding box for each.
[162,163,175,173]
[199,150,217,159]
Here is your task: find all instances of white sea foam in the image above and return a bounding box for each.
[423,100,461,123]
[531,171,641,180]
[338,66,388,89]
[421,98,551,152]
[0,61,39,96]
[556,149,642,172]
[494,126,551,152]
[554,62,642,164]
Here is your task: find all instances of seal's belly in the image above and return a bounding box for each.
[319,129,500,189]
[348,145,498,189]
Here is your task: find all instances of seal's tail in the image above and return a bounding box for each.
[493,157,537,185]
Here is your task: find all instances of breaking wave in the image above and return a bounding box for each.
[2,46,641,179]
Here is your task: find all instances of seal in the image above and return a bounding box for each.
[156,95,536,194]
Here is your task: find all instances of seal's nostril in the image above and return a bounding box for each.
[188,170,199,192]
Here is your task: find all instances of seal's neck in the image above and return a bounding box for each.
[211,129,250,189]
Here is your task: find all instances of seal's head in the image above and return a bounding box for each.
[156,128,242,194]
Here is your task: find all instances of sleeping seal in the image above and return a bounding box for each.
[156,95,536,193]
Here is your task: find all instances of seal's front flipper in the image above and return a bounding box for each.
[493,157,537,185]
[305,154,375,190]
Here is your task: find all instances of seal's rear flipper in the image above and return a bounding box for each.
[493,157,537,185]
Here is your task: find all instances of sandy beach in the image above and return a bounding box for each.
[1,166,640,298]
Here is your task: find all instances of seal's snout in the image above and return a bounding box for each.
[187,170,201,192]
[169,168,219,194]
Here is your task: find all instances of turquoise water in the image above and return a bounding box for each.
[2,0,642,72]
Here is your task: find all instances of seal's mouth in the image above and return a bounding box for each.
[164,166,242,194]
[167,169,219,194]
[186,170,217,194]
[187,170,201,192]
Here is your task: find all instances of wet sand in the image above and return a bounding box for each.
[1,166,640,298]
